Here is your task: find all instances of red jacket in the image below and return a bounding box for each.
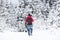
[25,16,34,23]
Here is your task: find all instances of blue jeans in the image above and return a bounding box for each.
[27,25,33,36]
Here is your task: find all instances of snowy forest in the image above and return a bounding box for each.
[0,0,60,32]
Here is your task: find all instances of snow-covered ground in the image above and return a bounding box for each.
[0,28,60,40]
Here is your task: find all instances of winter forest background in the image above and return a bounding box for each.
[0,0,60,32]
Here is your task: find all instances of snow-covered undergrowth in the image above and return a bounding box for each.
[0,0,60,32]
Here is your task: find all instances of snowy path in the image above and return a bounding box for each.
[0,28,60,40]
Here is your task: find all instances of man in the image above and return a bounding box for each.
[25,14,34,36]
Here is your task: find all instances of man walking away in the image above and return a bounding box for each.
[25,14,34,36]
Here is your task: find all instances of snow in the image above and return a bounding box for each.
[0,0,60,40]
[0,28,60,40]
[0,19,60,40]
[0,18,60,40]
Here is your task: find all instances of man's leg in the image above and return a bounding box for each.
[31,28,33,34]
[30,27,33,35]
[29,25,33,35]
[28,28,30,36]
[27,25,33,36]
[27,25,30,36]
